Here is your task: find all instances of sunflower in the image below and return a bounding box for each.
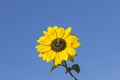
[36,26,81,66]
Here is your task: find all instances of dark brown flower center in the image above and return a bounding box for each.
[51,38,66,52]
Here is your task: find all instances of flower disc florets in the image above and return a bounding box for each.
[51,38,66,52]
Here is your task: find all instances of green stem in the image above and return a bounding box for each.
[62,61,78,80]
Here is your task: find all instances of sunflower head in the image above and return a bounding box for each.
[36,26,81,66]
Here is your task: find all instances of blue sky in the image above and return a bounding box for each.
[0,0,120,80]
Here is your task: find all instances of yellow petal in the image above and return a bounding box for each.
[37,36,45,43]
[63,27,72,39]
[65,34,79,43]
[41,53,48,61]
[50,52,56,60]
[55,27,65,38]
[38,50,56,63]
[58,52,63,61]
[43,31,50,39]
[36,45,51,52]
[46,53,53,62]
[54,54,62,66]
[37,36,51,45]
[39,50,54,62]
[53,26,59,30]
[66,47,77,56]
[46,50,56,62]
[72,42,81,48]
[38,53,43,57]
[47,27,56,40]
[43,52,51,62]
[59,51,68,61]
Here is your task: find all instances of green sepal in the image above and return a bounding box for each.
[71,64,80,73]
[49,65,58,74]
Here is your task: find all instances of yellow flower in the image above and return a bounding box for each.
[36,26,81,66]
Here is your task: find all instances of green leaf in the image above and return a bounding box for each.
[71,64,80,73]
[49,65,58,74]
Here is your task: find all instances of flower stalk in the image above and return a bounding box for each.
[62,61,78,80]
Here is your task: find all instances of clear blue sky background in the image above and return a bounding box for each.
[0,0,120,80]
